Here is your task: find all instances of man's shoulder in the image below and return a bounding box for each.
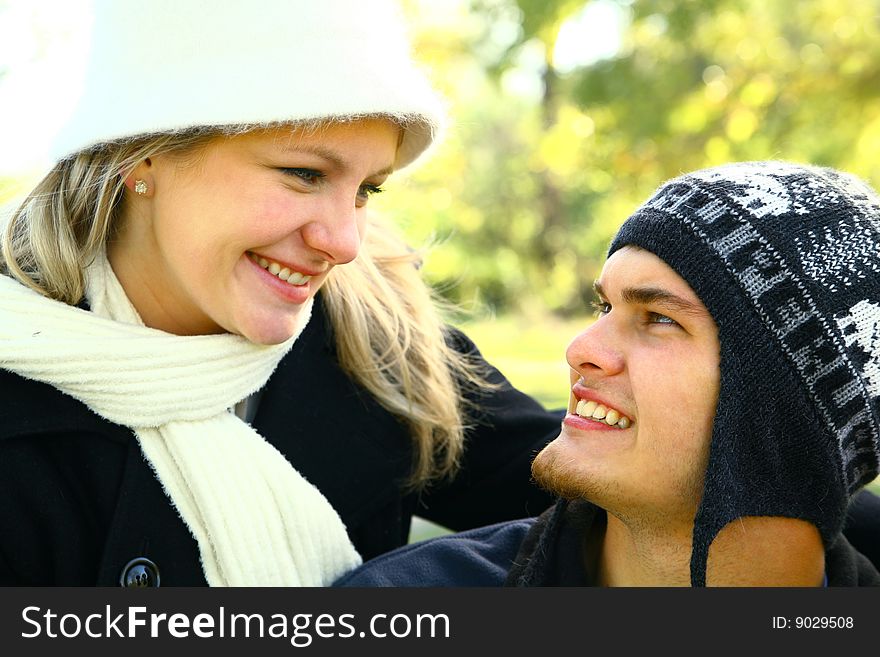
[334,518,537,587]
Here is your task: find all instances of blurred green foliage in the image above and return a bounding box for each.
[378,0,880,317]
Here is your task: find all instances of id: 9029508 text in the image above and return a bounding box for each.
[772,616,853,629]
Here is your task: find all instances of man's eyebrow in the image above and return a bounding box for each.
[278,143,394,177]
[593,281,708,317]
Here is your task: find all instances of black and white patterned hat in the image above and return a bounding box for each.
[608,161,880,586]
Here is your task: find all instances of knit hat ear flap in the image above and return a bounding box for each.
[690,319,847,586]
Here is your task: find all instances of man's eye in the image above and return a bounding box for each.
[590,300,611,316]
[280,168,324,183]
[647,311,679,326]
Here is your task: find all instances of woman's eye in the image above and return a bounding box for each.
[280,168,324,184]
[590,300,611,316]
[356,183,384,202]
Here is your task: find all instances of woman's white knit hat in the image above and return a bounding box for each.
[51,0,446,169]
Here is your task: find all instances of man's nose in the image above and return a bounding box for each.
[565,316,625,377]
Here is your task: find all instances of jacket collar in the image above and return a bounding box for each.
[506,499,604,586]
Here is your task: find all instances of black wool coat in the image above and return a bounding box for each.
[0,293,560,585]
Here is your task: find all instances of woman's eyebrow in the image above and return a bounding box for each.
[278,143,394,178]
[593,281,708,317]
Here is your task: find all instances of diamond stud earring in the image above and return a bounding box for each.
[134,179,148,195]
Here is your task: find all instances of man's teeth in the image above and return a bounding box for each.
[575,399,632,429]
[249,253,312,285]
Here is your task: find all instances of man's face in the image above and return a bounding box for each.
[532,246,721,530]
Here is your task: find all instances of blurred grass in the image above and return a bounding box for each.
[454,313,592,411]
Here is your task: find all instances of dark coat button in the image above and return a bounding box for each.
[120,558,160,587]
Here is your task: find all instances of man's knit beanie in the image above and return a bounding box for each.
[608,161,880,586]
[51,0,445,170]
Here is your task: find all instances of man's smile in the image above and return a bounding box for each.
[574,399,632,428]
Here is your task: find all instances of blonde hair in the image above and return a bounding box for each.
[2,128,490,488]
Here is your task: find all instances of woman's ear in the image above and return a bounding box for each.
[122,158,154,197]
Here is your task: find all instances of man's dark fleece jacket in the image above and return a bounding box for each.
[334,499,880,587]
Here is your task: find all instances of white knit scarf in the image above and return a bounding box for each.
[0,252,361,585]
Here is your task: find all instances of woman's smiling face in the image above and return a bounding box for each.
[109,119,401,344]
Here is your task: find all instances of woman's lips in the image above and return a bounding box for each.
[245,253,314,304]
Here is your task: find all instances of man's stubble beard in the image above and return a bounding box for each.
[530,441,707,536]
[531,445,617,504]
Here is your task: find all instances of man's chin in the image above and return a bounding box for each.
[531,448,594,501]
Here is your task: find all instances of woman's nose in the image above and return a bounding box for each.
[300,196,365,265]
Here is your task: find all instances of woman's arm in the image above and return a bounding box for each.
[413,329,561,531]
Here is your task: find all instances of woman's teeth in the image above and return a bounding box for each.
[575,399,632,429]
[249,252,312,286]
